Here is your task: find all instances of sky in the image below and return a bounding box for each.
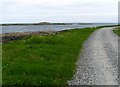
[0,0,119,23]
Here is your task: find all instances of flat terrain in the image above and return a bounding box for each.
[2,27,97,85]
[68,27,119,85]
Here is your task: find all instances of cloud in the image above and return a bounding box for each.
[0,0,119,23]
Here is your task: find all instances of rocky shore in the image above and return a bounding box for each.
[1,31,58,43]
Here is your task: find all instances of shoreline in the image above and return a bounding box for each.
[1,29,71,43]
[0,23,105,26]
[1,31,58,43]
[1,25,119,43]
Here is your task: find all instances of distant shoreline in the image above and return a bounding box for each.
[0,23,117,26]
[0,23,93,26]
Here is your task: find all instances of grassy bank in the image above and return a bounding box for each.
[2,27,99,86]
[0,45,2,86]
[113,28,120,36]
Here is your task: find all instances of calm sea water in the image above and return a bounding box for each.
[1,23,117,34]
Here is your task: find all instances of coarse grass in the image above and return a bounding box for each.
[0,44,2,86]
[113,28,120,36]
[2,27,99,86]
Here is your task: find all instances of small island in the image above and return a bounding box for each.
[0,22,95,26]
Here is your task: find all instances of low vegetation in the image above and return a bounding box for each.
[2,27,100,86]
[113,28,120,36]
[0,45,2,86]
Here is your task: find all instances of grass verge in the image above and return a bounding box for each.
[2,27,99,86]
[113,28,120,36]
[0,45,2,86]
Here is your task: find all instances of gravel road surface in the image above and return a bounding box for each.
[68,27,119,85]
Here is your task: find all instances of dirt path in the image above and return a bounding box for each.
[68,27,119,85]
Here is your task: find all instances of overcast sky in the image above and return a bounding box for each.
[0,0,119,23]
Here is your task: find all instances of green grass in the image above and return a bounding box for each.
[113,28,120,36]
[0,45,2,86]
[2,27,99,86]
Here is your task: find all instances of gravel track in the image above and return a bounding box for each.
[68,27,119,85]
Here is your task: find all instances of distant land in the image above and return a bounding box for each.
[0,22,117,26]
[0,22,93,26]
